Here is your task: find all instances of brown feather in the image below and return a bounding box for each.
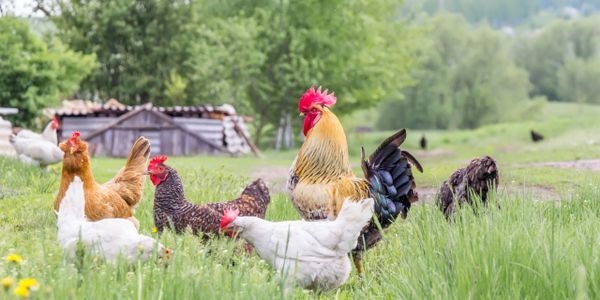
[54,136,150,223]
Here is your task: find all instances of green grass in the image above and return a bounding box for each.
[1,101,600,299]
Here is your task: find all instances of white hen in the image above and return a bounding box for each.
[220,198,374,291]
[16,117,59,144]
[57,176,169,263]
[9,134,62,167]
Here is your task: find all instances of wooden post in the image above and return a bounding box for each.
[232,118,262,158]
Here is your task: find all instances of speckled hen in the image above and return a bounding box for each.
[146,156,270,236]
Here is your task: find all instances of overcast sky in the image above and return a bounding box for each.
[3,0,45,17]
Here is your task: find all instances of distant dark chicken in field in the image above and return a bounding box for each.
[530,130,544,142]
[146,156,270,236]
[420,135,427,150]
[437,156,499,219]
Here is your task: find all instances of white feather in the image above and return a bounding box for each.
[9,134,62,166]
[232,198,374,291]
[16,121,57,144]
[57,177,165,263]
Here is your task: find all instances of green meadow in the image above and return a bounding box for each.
[1,102,600,299]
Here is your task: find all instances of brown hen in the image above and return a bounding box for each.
[54,132,150,227]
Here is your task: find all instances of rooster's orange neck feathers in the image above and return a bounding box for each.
[295,108,352,182]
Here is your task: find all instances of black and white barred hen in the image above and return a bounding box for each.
[437,156,499,219]
[146,156,270,236]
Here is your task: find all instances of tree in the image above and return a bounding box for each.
[53,0,198,104]
[0,17,94,127]
[378,14,532,130]
[49,0,419,146]
[557,58,600,104]
[197,0,418,146]
[514,16,600,101]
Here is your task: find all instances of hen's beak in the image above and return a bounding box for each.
[221,225,239,238]
[143,170,152,175]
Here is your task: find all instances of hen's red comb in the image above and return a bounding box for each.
[68,131,80,147]
[148,155,168,170]
[150,155,167,165]
[298,85,337,112]
[220,208,240,229]
[51,116,59,129]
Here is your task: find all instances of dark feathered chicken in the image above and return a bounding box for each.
[146,156,270,236]
[420,135,427,150]
[437,156,499,219]
[530,130,544,142]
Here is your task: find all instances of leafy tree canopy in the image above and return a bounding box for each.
[0,17,94,127]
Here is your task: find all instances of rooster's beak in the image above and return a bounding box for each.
[143,170,151,175]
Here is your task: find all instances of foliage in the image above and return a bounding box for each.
[53,0,198,105]
[513,16,600,101]
[193,0,418,145]
[377,14,532,130]
[557,58,600,104]
[50,0,418,145]
[0,17,94,127]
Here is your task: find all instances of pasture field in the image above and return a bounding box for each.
[1,102,600,299]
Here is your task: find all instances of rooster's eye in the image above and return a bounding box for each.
[311,108,318,113]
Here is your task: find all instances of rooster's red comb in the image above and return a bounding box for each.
[148,155,168,170]
[220,208,240,229]
[298,85,337,112]
[71,131,80,138]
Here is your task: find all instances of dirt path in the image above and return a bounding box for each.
[416,185,560,205]
[523,159,600,172]
[252,166,290,194]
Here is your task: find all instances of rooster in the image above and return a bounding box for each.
[221,198,374,291]
[287,86,423,273]
[437,156,499,219]
[57,176,170,263]
[54,132,150,228]
[146,155,270,236]
[14,116,59,145]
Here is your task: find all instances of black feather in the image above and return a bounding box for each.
[362,129,422,230]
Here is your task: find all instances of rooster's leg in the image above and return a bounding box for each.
[353,254,363,275]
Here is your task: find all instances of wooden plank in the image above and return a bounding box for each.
[180,124,223,133]
[115,125,176,130]
[173,118,222,126]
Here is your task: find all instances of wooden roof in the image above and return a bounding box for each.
[46,100,238,118]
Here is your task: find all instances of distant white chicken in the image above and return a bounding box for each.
[16,116,59,144]
[220,198,374,291]
[9,134,62,167]
[57,176,170,263]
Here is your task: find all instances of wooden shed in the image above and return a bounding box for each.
[46,100,257,157]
